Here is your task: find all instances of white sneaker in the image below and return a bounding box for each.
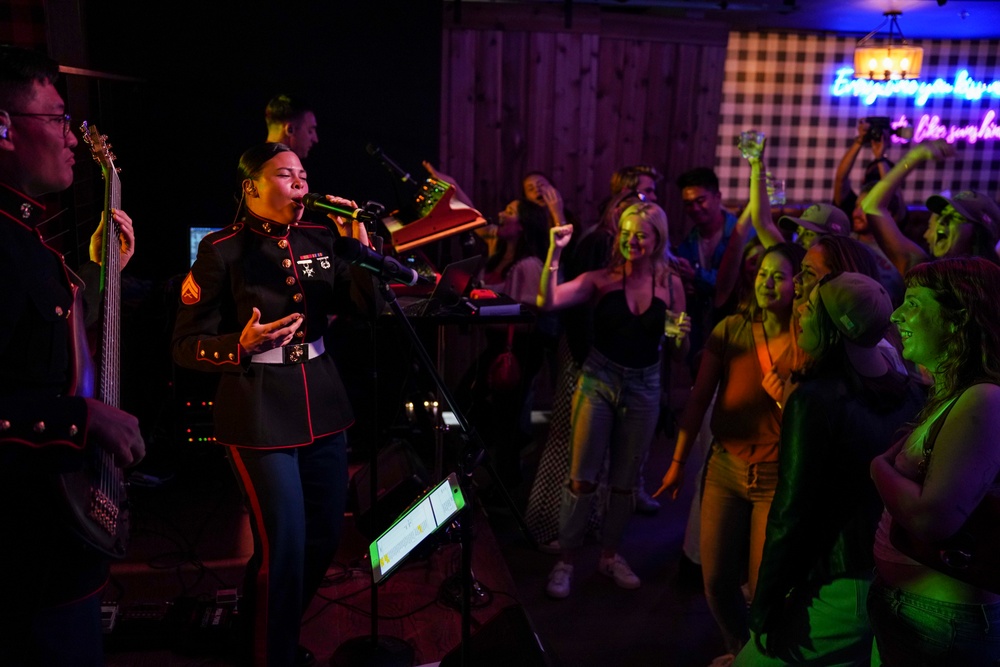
[598,554,641,589]
[546,562,573,599]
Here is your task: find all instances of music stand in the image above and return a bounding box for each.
[350,277,533,667]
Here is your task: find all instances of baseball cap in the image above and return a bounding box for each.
[817,272,892,377]
[926,190,1000,243]
[778,203,850,238]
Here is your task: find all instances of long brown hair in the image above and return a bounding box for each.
[904,257,1000,420]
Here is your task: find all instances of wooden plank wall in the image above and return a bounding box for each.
[440,3,729,245]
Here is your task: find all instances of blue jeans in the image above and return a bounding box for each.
[701,442,779,654]
[868,577,1000,666]
[734,577,873,666]
[559,349,660,553]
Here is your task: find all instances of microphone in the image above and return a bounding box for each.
[301,193,379,224]
[333,237,432,286]
[366,144,416,185]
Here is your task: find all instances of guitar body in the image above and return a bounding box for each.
[59,464,129,559]
[57,122,130,559]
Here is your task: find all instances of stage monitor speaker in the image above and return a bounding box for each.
[439,604,550,667]
[348,439,430,540]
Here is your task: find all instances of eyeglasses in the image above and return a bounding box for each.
[7,112,73,136]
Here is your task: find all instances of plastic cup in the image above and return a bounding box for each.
[664,310,686,338]
[768,178,786,206]
[737,130,766,159]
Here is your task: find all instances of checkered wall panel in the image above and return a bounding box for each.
[717,31,1000,209]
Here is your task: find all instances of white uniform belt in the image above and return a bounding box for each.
[250,338,325,365]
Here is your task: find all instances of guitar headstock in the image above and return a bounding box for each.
[80,121,119,176]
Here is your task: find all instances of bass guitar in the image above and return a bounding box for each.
[58,122,129,559]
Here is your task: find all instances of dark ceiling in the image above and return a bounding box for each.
[484,1,1000,39]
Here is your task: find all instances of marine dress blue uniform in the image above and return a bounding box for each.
[173,210,366,666]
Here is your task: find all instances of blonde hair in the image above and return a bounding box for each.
[613,202,676,272]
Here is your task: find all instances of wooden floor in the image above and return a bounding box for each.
[103,385,727,667]
[103,448,532,667]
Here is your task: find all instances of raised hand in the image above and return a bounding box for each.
[540,184,566,226]
[549,223,574,250]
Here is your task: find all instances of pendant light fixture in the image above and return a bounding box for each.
[853,11,923,80]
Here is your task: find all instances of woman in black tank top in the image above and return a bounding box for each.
[536,202,689,599]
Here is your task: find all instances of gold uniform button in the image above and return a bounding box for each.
[34,421,45,433]
[54,306,64,316]
[278,240,288,249]
[69,425,79,436]
[0,420,10,431]
[200,349,206,357]
[295,330,305,338]
[286,276,296,286]
[213,351,219,359]
[282,259,292,268]
[228,353,235,361]
[293,293,303,302]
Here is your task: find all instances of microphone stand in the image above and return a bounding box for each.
[330,227,413,667]
[372,277,534,667]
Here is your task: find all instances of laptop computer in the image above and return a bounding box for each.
[369,472,466,585]
[401,255,484,317]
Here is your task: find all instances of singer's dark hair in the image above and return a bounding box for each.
[0,45,60,109]
[238,142,292,181]
[234,142,294,215]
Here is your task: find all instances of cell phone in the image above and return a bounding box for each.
[369,472,466,584]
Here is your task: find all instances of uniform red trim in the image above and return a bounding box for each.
[299,363,314,442]
[193,340,241,366]
[209,226,242,245]
[52,574,110,608]
[229,446,271,667]
[4,193,92,406]
[1,437,85,450]
[211,422,354,449]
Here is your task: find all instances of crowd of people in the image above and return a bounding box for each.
[5,38,1000,667]
[524,119,1000,667]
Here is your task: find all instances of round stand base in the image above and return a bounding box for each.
[329,635,414,667]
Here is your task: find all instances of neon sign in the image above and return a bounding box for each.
[886,111,1000,144]
[831,68,1000,106]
